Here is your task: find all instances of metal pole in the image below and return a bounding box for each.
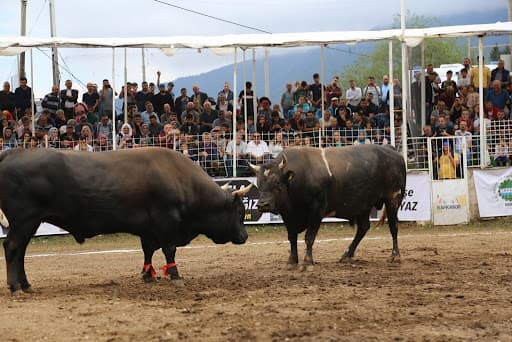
[478,36,485,169]
[232,48,238,177]
[264,48,270,98]
[252,49,257,124]
[123,48,128,125]
[467,37,471,61]
[320,45,325,145]
[141,48,147,83]
[30,49,35,136]
[509,0,512,53]
[49,0,60,88]
[112,48,117,151]
[420,40,426,127]
[243,49,248,141]
[389,40,395,146]
[400,0,408,165]
[20,0,27,79]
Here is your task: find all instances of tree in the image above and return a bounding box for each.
[490,44,501,61]
[338,13,464,90]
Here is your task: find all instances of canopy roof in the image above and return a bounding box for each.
[0,22,511,54]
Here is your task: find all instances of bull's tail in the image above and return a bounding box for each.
[376,205,387,227]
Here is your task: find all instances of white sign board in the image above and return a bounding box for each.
[398,173,431,221]
[473,168,512,217]
[432,179,469,225]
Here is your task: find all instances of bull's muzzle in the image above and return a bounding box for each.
[257,200,272,212]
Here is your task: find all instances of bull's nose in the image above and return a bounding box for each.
[257,201,271,211]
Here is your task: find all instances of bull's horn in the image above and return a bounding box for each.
[0,208,9,228]
[220,182,231,191]
[248,163,260,173]
[278,155,287,170]
[232,184,253,197]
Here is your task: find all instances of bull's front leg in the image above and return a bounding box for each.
[140,237,157,283]
[3,237,20,293]
[301,225,320,272]
[287,230,299,270]
[162,245,184,286]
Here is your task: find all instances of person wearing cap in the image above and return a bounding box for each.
[346,80,362,111]
[436,141,460,179]
[152,82,174,115]
[212,110,232,131]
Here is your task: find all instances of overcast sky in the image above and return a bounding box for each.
[0,0,506,96]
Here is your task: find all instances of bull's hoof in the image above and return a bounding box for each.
[300,264,314,272]
[142,273,156,283]
[21,285,34,293]
[339,254,353,263]
[389,255,401,263]
[287,263,299,271]
[10,289,27,297]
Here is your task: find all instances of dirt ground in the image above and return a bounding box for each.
[0,222,512,342]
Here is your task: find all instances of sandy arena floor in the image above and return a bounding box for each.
[0,222,511,341]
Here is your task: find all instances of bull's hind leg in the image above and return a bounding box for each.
[386,203,401,262]
[3,219,39,293]
[287,230,299,270]
[140,237,158,282]
[161,245,182,281]
[340,214,371,261]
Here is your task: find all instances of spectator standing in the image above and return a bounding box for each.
[191,85,208,109]
[60,80,78,120]
[346,80,362,112]
[135,82,154,112]
[239,81,256,119]
[436,142,460,179]
[491,59,510,89]
[457,68,471,89]
[14,77,32,116]
[41,86,61,118]
[152,83,174,115]
[217,82,234,105]
[441,71,458,94]
[175,88,191,115]
[99,79,114,116]
[380,75,390,110]
[471,56,491,96]
[281,82,294,119]
[0,82,16,115]
[362,76,381,108]
[309,73,323,111]
[325,76,342,106]
[82,83,100,115]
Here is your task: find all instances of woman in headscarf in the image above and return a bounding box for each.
[47,127,61,148]
[118,123,134,149]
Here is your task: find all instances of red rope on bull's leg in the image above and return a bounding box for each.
[143,263,156,278]
[162,262,177,276]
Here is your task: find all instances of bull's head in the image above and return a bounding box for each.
[212,184,252,245]
[249,155,294,214]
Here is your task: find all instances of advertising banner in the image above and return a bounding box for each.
[473,168,512,217]
[432,179,469,225]
[398,173,431,221]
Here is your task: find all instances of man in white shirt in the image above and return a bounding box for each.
[346,80,362,111]
[225,133,248,176]
[246,132,271,164]
[380,75,390,109]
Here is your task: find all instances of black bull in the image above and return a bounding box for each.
[250,145,406,268]
[0,148,249,293]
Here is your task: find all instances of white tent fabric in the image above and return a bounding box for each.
[1,22,511,52]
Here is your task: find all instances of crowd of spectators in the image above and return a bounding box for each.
[0,57,511,176]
